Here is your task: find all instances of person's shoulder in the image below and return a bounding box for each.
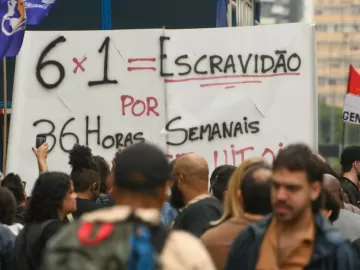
[0,223,16,241]
[343,203,360,214]
[317,214,350,247]
[336,209,360,226]
[231,214,271,245]
[340,177,355,188]
[163,230,216,270]
[188,197,222,212]
[200,223,219,244]
[0,223,16,253]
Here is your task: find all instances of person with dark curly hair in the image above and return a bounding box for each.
[0,187,17,225]
[68,144,104,219]
[0,187,23,235]
[93,155,113,206]
[13,172,76,270]
[1,173,27,224]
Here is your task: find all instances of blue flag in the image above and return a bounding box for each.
[24,0,56,25]
[0,0,56,58]
[216,0,227,27]
[0,0,26,57]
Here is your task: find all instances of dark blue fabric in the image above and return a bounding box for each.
[0,224,16,270]
[226,213,360,270]
[254,0,260,23]
[216,0,227,27]
[128,225,154,270]
[160,202,178,227]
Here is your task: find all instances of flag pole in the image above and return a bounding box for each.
[2,57,7,173]
[341,65,352,152]
[341,121,346,152]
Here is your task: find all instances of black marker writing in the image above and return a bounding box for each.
[33,119,57,152]
[33,116,145,153]
[36,36,66,89]
[88,37,118,87]
[165,116,260,146]
[159,36,174,77]
[158,39,302,77]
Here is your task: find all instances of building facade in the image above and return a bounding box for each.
[260,0,304,24]
[314,0,360,107]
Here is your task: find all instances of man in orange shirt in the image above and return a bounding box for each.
[226,144,360,270]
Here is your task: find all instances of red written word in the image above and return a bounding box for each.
[120,95,159,117]
[166,143,283,167]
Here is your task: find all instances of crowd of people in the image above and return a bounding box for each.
[1,141,360,269]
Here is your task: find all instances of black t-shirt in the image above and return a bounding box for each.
[171,196,223,237]
[340,177,360,208]
[72,198,104,219]
[15,205,26,224]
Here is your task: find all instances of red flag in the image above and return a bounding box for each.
[348,65,360,96]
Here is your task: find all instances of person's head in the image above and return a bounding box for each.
[170,153,209,209]
[341,146,360,182]
[321,189,340,223]
[24,172,76,223]
[1,173,26,205]
[272,144,323,223]
[112,143,171,209]
[69,144,101,200]
[107,147,126,192]
[92,155,110,194]
[240,164,272,215]
[323,173,342,208]
[210,165,236,203]
[0,187,17,225]
[212,157,265,226]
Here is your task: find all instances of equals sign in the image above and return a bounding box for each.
[127,58,157,71]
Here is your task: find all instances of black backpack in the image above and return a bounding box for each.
[13,220,57,270]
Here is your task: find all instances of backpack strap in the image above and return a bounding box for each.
[66,214,74,223]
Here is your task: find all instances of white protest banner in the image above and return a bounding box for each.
[343,65,360,125]
[8,24,317,193]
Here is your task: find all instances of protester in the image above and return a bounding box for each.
[93,155,112,206]
[44,143,216,270]
[211,157,265,227]
[314,153,360,214]
[209,165,236,203]
[0,223,16,270]
[106,147,126,197]
[1,173,27,224]
[68,144,103,219]
[170,153,223,237]
[339,146,360,207]
[202,163,272,270]
[323,173,360,241]
[226,143,360,270]
[321,189,340,223]
[0,187,23,235]
[13,172,76,270]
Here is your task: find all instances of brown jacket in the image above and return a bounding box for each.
[201,214,263,270]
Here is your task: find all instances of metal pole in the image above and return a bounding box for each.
[2,58,7,173]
